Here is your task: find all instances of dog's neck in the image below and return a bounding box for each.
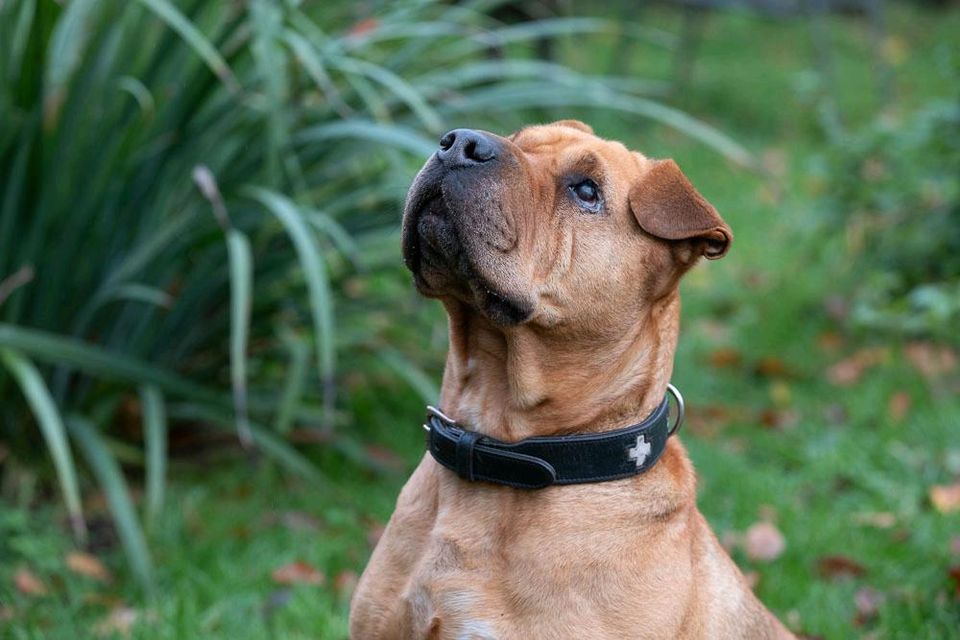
[438,293,680,441]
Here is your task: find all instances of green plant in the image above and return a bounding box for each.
[817,99,960,342]
[0,0,747,590]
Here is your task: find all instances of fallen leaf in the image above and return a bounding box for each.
[334,570,360,599]
[887,392,911,423]
[755,357,788,378]
[707,347,741,369]
[817,331,844,352]
[854,587,884,625]
[364,445,406,472]
[14,567,47,596]
[827,348,888,386]
[94,607,140,637]
[758,408,799,430]
[348,18,379,37]
[853,512,896,529]
[817,555,866,580]
[0,606,13,621]
[930,484,960,514]
[685,405,732,437]
[263,511,323,532]
[271,561,325,586]
[367,521,386,549]
[951,536,960,556]
[745,522,786,562]
[904,342,957,380]
[949,566,960,597]
[67,551,112,583]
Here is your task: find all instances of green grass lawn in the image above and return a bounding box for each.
[2,4,959,639]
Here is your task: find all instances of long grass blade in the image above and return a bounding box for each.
[0,348,86,542]
[0,323,225,406]
[135,0,238,91]
[378,347,439,404]
[226,229,253,447]
[68,416,153,592]
[245,187,337,428]
[295,120,436,157]
[274,327,310,435]
[168,403,326,483]
[139,385,167,530]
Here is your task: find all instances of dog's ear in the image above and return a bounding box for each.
[629,159,732,260]
[549,119,594,134]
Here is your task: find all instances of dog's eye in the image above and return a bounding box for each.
[569,179,601,212]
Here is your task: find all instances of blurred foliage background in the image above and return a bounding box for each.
[0,0,958,638]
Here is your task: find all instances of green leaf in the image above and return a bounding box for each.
[0,323,225,407]
[68,416,153,592]
[245,187,337,426]
[135,0,238,91]
[0,348,86,542]
[378,347,439,404]
[226,230,253,446]
[274,327,310,435]
[296,120,436,157]
[139,385,167,530]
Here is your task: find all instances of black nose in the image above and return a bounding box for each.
[437,129,499,167]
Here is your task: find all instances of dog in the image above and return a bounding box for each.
[349,120,794,639]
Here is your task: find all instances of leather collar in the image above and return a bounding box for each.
[425,385,684,489]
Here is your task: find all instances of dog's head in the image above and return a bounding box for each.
[401,120,731,329]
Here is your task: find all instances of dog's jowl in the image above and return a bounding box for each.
[350,121,794,640]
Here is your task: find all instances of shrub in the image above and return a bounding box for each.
[817,99,960,342]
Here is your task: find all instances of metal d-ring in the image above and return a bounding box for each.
[423,405,457,432]
[666,383,685,437]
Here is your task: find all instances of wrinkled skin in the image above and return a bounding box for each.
[350,121,794,639]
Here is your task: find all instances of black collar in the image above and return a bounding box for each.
[425,385,684,489]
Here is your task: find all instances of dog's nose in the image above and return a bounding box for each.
[437,129,499,167]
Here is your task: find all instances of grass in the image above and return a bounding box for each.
[2,3,959,639]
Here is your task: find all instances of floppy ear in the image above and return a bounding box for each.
[629,159,732,259]
[549,119,594,134]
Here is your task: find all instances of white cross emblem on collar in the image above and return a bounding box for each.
[628,434,652,468]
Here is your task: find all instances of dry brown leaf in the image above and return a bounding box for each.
[14,567,47,596]
[348,18,380,37]
[758,408,799,430]
[755,357,788,378]
[67,551,113,583]
[367,521,386,549]
[0,605,14,622]
[854,587,884,625]
[707,347,742,369]
[950,536,960,556]
[853,512,896,529]
[334,570,360,599]
[817,555,867,580]
[271,561,325,586]
[94,607,140,637]
[745,522,786,562]
[949,566,960,598]
[904,342,957,380]
[364,445,406,472]
[930,483,960,514]
[827,348,888,386]
[887,392,911,423]
[817,331,844,352]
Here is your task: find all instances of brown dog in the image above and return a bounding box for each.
[350,121,793,639]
